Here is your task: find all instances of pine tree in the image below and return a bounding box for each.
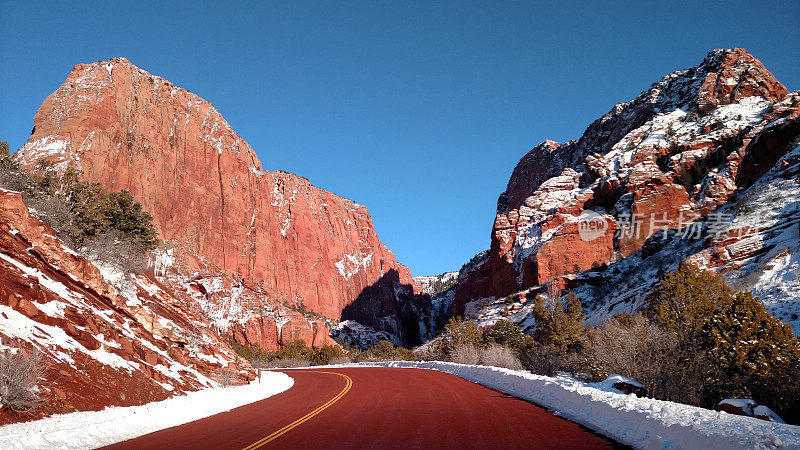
[647,263,733,336]
[532,291,586,354]
[703,290,800,380]
[647,264,800,416]
[483,319,528,354]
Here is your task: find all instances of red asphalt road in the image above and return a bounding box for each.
[106,367,617,449]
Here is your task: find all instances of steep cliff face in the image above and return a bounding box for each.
[16,58,418,348]
[454,49,799,331]
[0,189,253,423]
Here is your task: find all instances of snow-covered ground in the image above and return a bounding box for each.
[311,362,799,449]
[0,372,293,450]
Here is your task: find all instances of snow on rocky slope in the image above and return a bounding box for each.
[415,271,459,296]
[0,188,254,424]
[452,48,800,334]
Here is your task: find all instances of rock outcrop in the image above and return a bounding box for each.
[15,58,419,348]
[0,188,252,423]
[454,49,799,334]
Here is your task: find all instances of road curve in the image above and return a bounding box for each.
[106,367,617,449]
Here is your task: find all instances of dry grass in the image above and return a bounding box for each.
[215,369,237,387]
[252,358,312,369]
[480,344,522,370]
[521,345,587,378]
[449,344,480,365]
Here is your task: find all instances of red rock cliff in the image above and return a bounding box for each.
[0,188,253,423]
[454,48,796,316]
[16,58,417,348]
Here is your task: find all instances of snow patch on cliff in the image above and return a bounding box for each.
[335,252,374,280]
[332,320,402,349]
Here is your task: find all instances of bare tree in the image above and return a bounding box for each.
[587,312,716,405]
[449,344,480,365]
[80,231,148,273]
[480,344,522,370]
[0,347,46,415]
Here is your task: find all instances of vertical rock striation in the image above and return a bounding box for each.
[16,58,418,348]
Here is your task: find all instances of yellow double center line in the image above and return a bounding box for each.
[242,371,353,449]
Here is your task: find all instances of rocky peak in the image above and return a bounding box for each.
[455,49,799,319]
[414,271,459,297]
[694,48,788,113]
[496,48,788,215]
[15,58,420,349]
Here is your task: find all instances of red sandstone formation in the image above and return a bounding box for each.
[454,48,798,317]
[15,58,417,349]
[0,189,252,423]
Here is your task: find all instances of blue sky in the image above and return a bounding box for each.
[2,1,798,276]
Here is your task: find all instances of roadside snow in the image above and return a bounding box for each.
[592,374,644,391]
[0,372,293,450]
[314,362,799,449]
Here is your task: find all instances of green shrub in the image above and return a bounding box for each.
[312,344,345,365]
[703,289,800,382]
[364,340,396,359]
[228,336,372,368]
[665,123,676,139]
[646,264,800,421]
[101,191,159,250]
[225,336,271,362]
[273,340,316,361]
[0,158,159,258]
[394,347,416,361]
[531,291,586,355]
[431,317,484,355]
[362,340,415,361]
[647,264,731,335]
[483,319,531,355]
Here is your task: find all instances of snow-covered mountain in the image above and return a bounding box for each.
[452,48,800,334]
[2,47,797,426]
